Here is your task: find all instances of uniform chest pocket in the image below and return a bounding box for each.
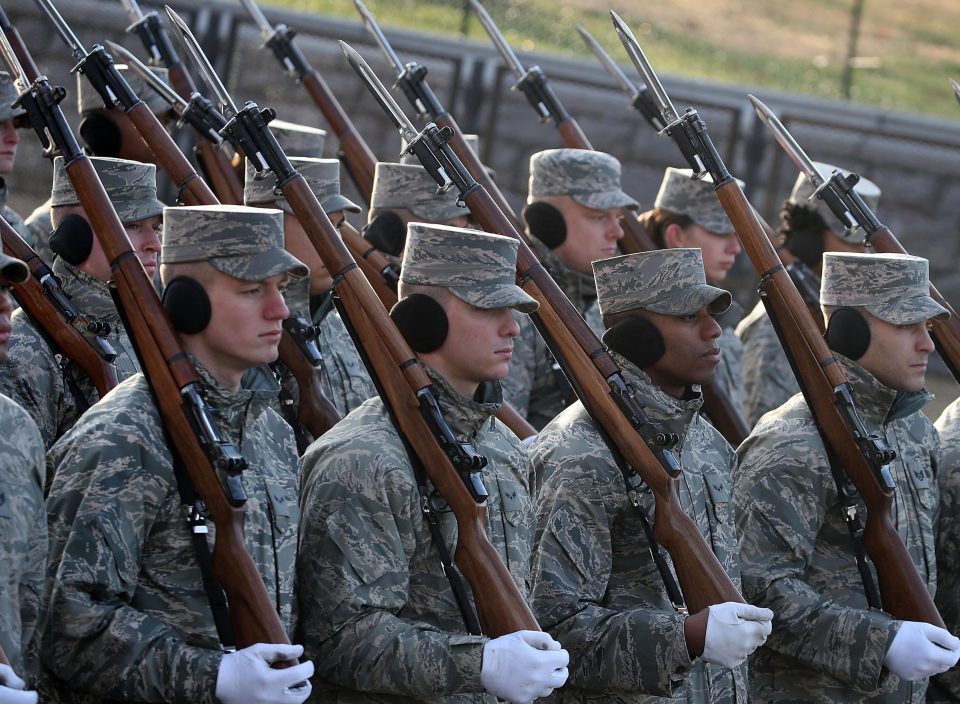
[703,475,731,524]
[499,484,529,527]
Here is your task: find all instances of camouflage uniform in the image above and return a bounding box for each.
[734,252,947,703]
[504,149,638,429]
[40,205,304,703]
[295,224,539,702]
[0,72,31,243]
[737,164,881,426]
[370,161,470,224]
[0,156,163,449]
[529,249,745,703]
[929,398,960,703]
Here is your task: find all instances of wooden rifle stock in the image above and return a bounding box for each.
[277,329,341,438]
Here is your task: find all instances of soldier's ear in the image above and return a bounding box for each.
[78,113,123,158]
[49,214,94,265]
[162,276,211,334]
[523,201,566,249]
[602,314,666,369]
[825,307,870,360]
[390,293,448,353]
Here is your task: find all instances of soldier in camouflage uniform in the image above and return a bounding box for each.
[296,223,569,703]
[40,204,314,704]
[529,248,772,704]
[736,162,877,426]
[637,167,745,416]
[0,252,44,704]
[243,156,375,420]
[734,252,960,703]
[0,72,31,244]
[0,156,162,450]
[505,148,638,429]
[929,397,960,703]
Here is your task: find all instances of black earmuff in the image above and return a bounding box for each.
[362,211,406,257]
[162,276,211,334]
[601,315,666,369]
[783,230,827,269]
[825,307,871,360]
[78,113,123,158]
[522,201,567,249]
[390,293,448,353]
[49,214,94,266]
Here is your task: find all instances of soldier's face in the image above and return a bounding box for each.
[422,295,520,398]
[643,307,723,398]
[0,284,13,362]
[858,313,935,392]
[664,223,741,283]
[124,215,162,280]
[0,119,19,174]
[549,197,624,275]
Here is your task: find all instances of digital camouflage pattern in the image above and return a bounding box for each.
[270,118,328,159]
[0,257,140,450]
[0,71,26,122]
[295,366,533,703]
[40,361,300,703]
[161,204,307,281]
[50,155,165,224]
[653,168,742,235]
[734,356,939,703]
[790,162,881,243]
[0,393,45,683]
[370,162,469,223]
[712,301,745,418]
[529,353,745,703]
[243,157,360,215]
[592,248,730,318]
[736,300,799,426]
[76,64,171,116]
[820,252,948,325]
[527,148,638,211]
[929,398,960,703]
[400,223,538,313]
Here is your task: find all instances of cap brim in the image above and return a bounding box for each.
[866,295,950,325]
[0,254,28,285]
[573,190,640,211]
[449,283,539,314]
[644,283,731,317]
[114,197,166,225]
[320,193,362,214]
[209,247,308,281]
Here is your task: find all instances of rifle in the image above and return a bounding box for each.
[33,0,218,207]
[238,0,377,204]
[750,96,960,383]
[342,40,744,614]
[612,12,944,626]
[167,7,539,635]
[1,217,119,397]
[118,0,243,204]
[0,29,299,656]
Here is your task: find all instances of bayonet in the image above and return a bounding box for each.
[164,6,238,117]
[610,12,679,128]
[951,78,960,107]
[119,0,184,72]
[353,0,404,75]
[0,27,30,90]
[238,0,274,40]
[106,40,186,111]
[468,0,526,79]
[33,0,87,66]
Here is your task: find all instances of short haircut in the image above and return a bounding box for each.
[160,260,217,288]
[397,281,452,306]
[638,208,695,249]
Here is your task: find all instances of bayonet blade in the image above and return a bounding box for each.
[747,94,826,186]
[33,0,88,62]
[120,0,145,22]
[951,79,960,107]
[339,40,419,144]
[353,0,404,75]
[610,11,678,125]
[105,40,187,110]
[0,30,29,89]
[575,25,637,100]
[237,0,275,39]
[469,0,527,80]
[164,5,239,116]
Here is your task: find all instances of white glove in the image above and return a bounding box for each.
[0,664,37,704]
[216,643,314,704]
[884,621,960,681]
[480,630,569,703]
[701,602,774,668]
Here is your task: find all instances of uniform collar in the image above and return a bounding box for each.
[612,350,703,434]
[52,257,122,324]
[424,363,501,441]
[192,353,278,431]
[838,354,932,426]
[530,238,597,311]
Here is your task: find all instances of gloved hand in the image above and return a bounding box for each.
[701,602,774,668]
[0,664,37,704]
[884,621,960,681]
[480,630,569,703]
[216,643,314,704]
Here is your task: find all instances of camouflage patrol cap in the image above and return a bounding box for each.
[0,72,26,123]
[789,161,881,242]
[0,252,28,285]
[400,223,538,313]
[593,248,731,318]
[371,162,469,223]
[654,167,743,234]
[161,204,307,281]
[821,252,948,325]
[244,157,361,215]
[270,119,327,158]
[50,156,165,223]
[528,148,639,211]
[400,133,480,165]
[76,65,171,117]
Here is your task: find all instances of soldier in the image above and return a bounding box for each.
[0,252,44,704]
[243,156,376,418]
[0,156,161,449]
[736,163,877,425]
[638,167,744,415]
[40,204,314,703]
[296,223,569,703]
[734,252,960,702]
[506,147,638,428]
[529,248,772,703]
[0,72,31,242]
